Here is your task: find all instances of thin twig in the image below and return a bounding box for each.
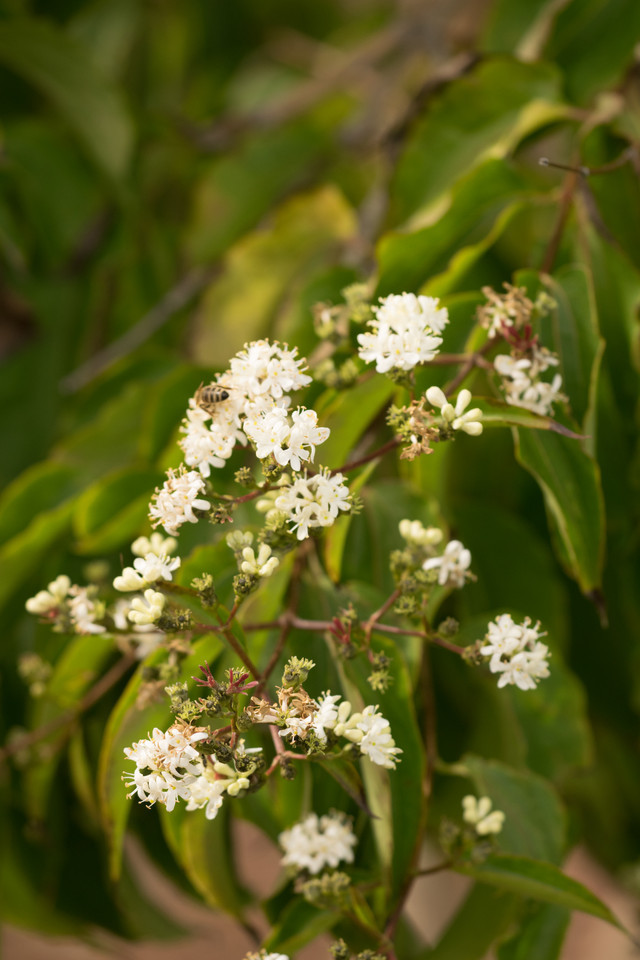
[332,436,401,475]
[60,265,219,394]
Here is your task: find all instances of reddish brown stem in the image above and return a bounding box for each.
[331,436,401,475]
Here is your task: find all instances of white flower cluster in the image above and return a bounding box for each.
[462,795,505,835]
[123,723,254,820]
[479,613,550,690]
[114,532,180,592]
[494,347,565,417]
[179,339,314,479]
[276,692,402,769]
[426,387,483,437]
[243,407,329,472]
[243,952,289,960]
[26,574,72,616]
[423,539,472,588]
[274,469,351,540]
[278,811,357,875]
[357,292,448,373]
[26,575,110,636]
[149,467,210,536]
[399,519,443,548]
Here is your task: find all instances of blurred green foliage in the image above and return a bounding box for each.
[1,0,640,956]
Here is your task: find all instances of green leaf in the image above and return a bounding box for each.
[474,397,583,437]
[391,59,564,224]
[72,466,163,554]
[24,634,116,820]
[463,756,566,864]
[482,0,570,58]
[377,160,531,296]
[262,898,337,955]
[324,461,378,583]
[539,265,603,437]
[457,855,624,929]
[0,460,77,546]
[544,0,640,104]
[315,375,396,469]
[187,121,331,263]
[159,803,250,919]
[343,635,425,899]
[190,186,357,364]
[422,883,520,960]
[513,428,605,593]
[0,18,133,181]
[0,499,75,612]
[97,649,174,881]
[497,903,570,960]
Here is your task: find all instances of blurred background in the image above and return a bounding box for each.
[1,0,640,957]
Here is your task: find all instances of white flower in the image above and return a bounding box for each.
[346,705,403,769]
[479,613,526,671]
[275,469,351,540]
[426,387,483,436]
[68,585,106,634]
[229,339,312,403]
[226,529,255,553]
[179,404,238,477]
[243,406,330,473]
[312,692,342,742]
[494,352,565,416]
[113,567,145,592]
[462,795,505,835]
[357,293,446,373]
[131,533,177,558]
[123,723,208,811]
[149,467,210,536]
[127,589,166,625]
[422,539,472,588]
[279,811,357,875]
[133,552,180,584]
[26,575,72,614]
[399,519,443,547]
[184,774,226,820]
[240,544,280,578]
[480,614,550,690]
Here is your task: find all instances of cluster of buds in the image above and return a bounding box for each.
[390,520,473,617]
[477,283,554,340]
[440,794,506,864]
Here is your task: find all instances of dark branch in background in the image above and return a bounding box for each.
[0,653,136,764]
[59,264,219,394]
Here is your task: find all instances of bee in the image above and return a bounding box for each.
[194,382,231,415]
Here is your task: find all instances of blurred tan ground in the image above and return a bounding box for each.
[3,825,639,959]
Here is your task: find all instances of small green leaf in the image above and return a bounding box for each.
[0,18,133,181]
[458,855,624,929]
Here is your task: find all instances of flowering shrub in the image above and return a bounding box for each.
[2,3,639,959]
